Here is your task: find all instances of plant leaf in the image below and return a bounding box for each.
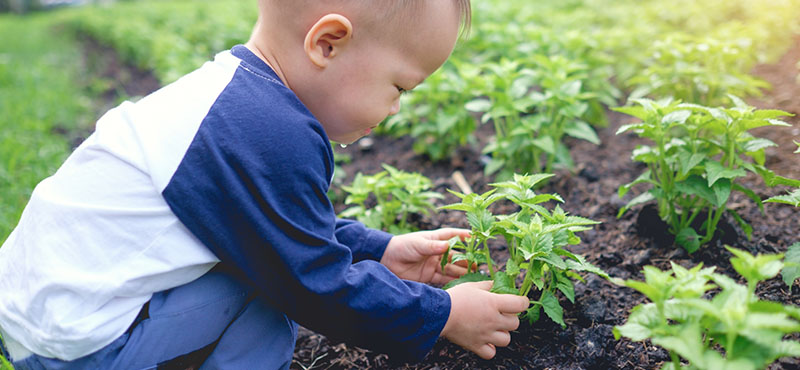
[705,161,746,187]
[782,243,800,287]
[540,290,565,328]
[766,189,800,207]
[491,271,519,295]
[613,303,660,341]
[676,227,701,253]
[442,272,491,290]
[564,120,601,145]
[465,98,492,113]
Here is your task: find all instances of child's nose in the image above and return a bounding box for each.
[389,99,401,115]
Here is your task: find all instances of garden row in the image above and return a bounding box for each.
[3,0,800,368]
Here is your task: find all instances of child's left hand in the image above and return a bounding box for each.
[380,228,471,285]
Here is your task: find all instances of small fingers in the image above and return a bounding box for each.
[443,262,468,277]
[426,228,471,241]
[475,343,496,360]
[497,295,530,314]
[489,330,512,348]
[500,312,521,332]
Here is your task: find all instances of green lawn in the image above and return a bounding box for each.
[0,13,91,243]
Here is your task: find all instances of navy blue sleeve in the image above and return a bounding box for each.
[161,68,450,362]
[334,218,393,262]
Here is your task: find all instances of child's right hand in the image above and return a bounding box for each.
[440,281,530,360]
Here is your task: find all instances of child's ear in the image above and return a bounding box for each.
[304,14,353,68]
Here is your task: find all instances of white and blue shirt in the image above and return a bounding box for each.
[0,45,451,362]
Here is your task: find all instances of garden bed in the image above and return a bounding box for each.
[291,37,800,370]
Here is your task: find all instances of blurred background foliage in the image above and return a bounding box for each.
[0,0,799,241]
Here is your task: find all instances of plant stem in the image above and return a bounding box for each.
[483,240,495,278]
[670,351,681,369]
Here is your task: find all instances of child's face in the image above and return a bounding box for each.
[298,2,462,144]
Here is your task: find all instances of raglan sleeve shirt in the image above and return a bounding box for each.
[159,46,451,361]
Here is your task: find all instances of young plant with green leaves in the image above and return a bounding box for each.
[468,56,605,180]
[339,165,442,234]
[627,33,769,106]
[441,173,608,327]
[615,96,800,252]
[380,60,482,161]
[614,247,800,370]
[782,242,800,287]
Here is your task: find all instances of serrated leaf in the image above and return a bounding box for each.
[557,279,575,303]
[705,161,746,187]
[614,303,660,341]
[675,175,718,207]
[742,138,777,153]
[782,243,800,287]
[565,120,600,144]
[491,272,519,295]
[711,178,732,208]
[524,304,541,325]
[618,191,656,218]
[726,246,784,284]
[678,150,706,177]
[651,324,707,367]
[766,189,800,207]
[537,252,567,270]
[540,290,565,328]
[442,272,491,290]
[661,110,691,125]
[676,227,701,253]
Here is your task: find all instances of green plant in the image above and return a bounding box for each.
[468,55,604,179]
[0,353,11,370]
[441,173,609,327]
[381,60,481,161]
[339,165,442,234]
[783,242,800,287]
[326,148,351,205]
[614,247,800,370]
[615,96,800,252]
[766,188,800,207]
[628,33,769,106]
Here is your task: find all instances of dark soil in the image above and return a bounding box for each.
[76,34,800,370]
[292,37,800,370]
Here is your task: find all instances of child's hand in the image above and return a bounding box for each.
[380,228,471,285]
[441,281,529,360]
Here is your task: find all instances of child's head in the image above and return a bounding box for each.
[247,0,471,144]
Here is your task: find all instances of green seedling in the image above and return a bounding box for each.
[468,56,604,180]
[628,33,769,106]
[381,60,481,161]
[615,247,800,370]
[782,243,800,287]
[441,173,608,327]
[339,164,442,234]
[615,96,800,252]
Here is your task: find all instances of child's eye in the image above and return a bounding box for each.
[396,86,408,95]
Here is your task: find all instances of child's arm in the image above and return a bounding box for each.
[159,103,453,361]
[333,218,393,262]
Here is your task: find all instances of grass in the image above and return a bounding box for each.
[0,13,92,243]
